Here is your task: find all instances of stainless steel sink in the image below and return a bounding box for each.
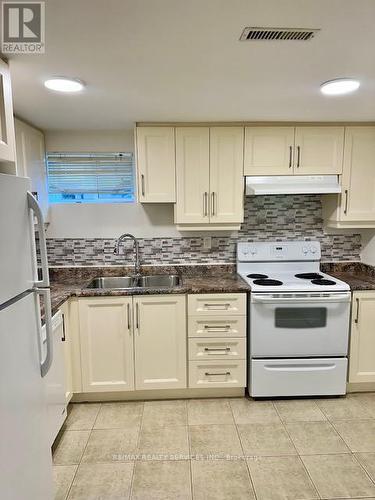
[85,274,182,290]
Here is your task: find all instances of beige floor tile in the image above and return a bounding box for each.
[353,392,375,418]
[142,400,187,428]
[64,403,101,431]
[131,460,191,500]
[187,398,234,425]
[247,456,318,500]
[286,421,350,455]
[316,395,372,420]
[333,419,375,452]
[274,399,326,422]
[94,402,143,429]
[53,430,90,465]
[68,462,134,499]
[191,459,255,500]
[189,424,243,459]
[355,452,375,481]
[238,423,297,457]
[138,425,189,459]
[301,454,375,499]
[230,398,281,424]
[53,465,77,500]
[81,428,139,463]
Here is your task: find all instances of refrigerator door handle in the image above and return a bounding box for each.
[36,288,53,378]
[27,192,49,288]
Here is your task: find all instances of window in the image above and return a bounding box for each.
[47,152,135,203]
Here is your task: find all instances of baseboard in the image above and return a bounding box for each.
[347,382,375,393]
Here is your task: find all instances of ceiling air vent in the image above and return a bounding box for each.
[240,27,320,41]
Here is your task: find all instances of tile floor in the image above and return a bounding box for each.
[53,393,375,500]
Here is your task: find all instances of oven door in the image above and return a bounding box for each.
[250,292,351,357]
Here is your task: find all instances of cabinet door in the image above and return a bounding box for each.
[136,127,176,202]
[209,127,244,223]
[60,304,73,403]
[15,119,48,220]
[294,126,344,174]
[349,292,375,383]
[341,127,375,221]
[79,297,134,392]
[134,295,186,390]
[0,59,16,166]
[175,127,210,223]
[244,127,294,175]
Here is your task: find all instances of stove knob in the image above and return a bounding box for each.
[310,246,317,254]
[250,247,257,255]
[302,246,309,254]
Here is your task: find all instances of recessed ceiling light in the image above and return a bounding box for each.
[44,77,85,93]
[320,78,360,96]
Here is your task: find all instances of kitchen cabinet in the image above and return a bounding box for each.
[15,118,48,220]
[323,127,375,228]
[187,293,246,388]
[0,58,16,172]
[175,127,244,229]
[60,303,73,403]
[244,126,344,176]
[348,291,375,384]
[136,126,176,202]
[79,297,135,392]
[133,295,186,389]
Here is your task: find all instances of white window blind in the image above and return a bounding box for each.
[47,152,135,203]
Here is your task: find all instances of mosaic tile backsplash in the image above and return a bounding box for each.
[46,195,362,266]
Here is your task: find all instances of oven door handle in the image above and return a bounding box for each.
[252,294,350,304]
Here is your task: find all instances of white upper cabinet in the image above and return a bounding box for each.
[341,127,375,221]
[244,127,294,175]
[209,127,244,223]
[133,295,186,390]
[79,297,134,392]
[294,126,344,175]
[175,127,210,224]
[0,59,16,170]
[136,127,176,202]
[244,125,344,176]
[15,119,48,220]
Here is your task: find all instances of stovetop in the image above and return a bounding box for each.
[237,241,350,293]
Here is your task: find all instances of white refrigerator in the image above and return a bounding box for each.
[0,173,54,499]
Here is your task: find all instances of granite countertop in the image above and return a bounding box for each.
[321,262,375,291]
[48,265,250,317]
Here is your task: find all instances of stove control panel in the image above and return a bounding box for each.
[237,241,321,262]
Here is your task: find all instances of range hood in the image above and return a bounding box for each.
[245,175,342,195]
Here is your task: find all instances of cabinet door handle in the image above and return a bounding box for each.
[136,302,140,331]
[127,303,131,331]
[203,192,208,217]
[289,146,293,168]
[61,313,66,342]
[211,192,216,216]
[141,174,145,197]
[344,189,349,215]
[296,146,300,168]
[354,298,360,324]
[205,371,231,376]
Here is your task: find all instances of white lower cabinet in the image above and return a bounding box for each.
[349,291,375,383]
[79,297,135,392]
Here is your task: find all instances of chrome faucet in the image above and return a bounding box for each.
[114,233,141,276]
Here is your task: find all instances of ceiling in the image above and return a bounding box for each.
[8,0,375,130]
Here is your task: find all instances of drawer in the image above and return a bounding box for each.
[188,293,246,316]
[189,337,246,361]
[189,360,246,388]
[251,358,348,397]
[188,315,246,338]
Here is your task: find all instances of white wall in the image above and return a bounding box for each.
[45,129,182,238]
[360,230,375,265]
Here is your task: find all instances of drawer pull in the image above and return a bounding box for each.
[205,371,231,376]
[204,324,230,330]
[204,347,230,353]
[203,303,231,310]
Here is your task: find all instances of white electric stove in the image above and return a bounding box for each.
[237,241,351,398]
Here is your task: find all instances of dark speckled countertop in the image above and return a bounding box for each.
[48,265,250,317]
[46,262,375,318]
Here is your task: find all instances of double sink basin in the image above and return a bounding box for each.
[86,274,182,290]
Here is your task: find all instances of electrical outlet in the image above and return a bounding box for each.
[203,236,212,250]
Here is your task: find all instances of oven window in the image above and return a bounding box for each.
[275,308,327,329]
